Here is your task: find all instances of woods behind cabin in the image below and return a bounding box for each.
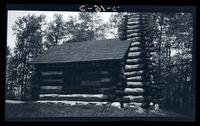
[6,12,194,116]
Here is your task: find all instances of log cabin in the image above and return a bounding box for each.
[30,13,155,107]
[30,39,131,102]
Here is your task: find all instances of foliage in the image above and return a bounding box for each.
[65,12,108,42]
[8,14,46,100]
[149,12,194,114]
[107,12,127,38]
[44,14,67,49]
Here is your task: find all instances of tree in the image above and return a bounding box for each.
[117,12,194,113]
[5,46,15,99]
[65,12,108,42]
[11,14,46,100]
[149,12,194,115]
[44,14,66,49]
[107,12,127,38]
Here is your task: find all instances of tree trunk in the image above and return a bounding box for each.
[158,15,164,77]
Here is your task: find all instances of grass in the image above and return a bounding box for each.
[5,102,186,119]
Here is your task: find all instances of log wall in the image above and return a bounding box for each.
[119,13,155,107]
[32,60,121,102]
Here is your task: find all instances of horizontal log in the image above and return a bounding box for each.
[126,58,143,64]
[127,21,140,25]
[40,86,63,90]
[123,95,144,102]
[124,73,142,78]
[127,52,142,58]
[124,88,144,94]
[127,18,140,22]
[126,76,142,81]
[101,78,113,83]
[127,82,143,87]
[41,79,63,83]
[41,71,63,76]
[101,71,110,75]
[39,88,101,94]
[39,94,105,98]
[129,47,141,52]
[123,102,143,107]
[127,29,140,34]
[124,70,143,77]
[128,14,140,17]
[39,97,105,102]
[129,36,141,40]
[128,47,142,56]
[127,25,140,30]
[130,42,141,46]
[39,94,109,101]
[127,38,141,41]
[40,81,63,85]
[126,22,140,26]
[124,69,143,73]
[127,33,141,38]
[125,62,143,66]
[125,64,144,71]
[35,101,108,106]
[127,35,141,40]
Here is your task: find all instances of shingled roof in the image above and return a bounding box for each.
[31,39,131,64]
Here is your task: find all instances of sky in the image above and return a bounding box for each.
[7,10,116,51]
